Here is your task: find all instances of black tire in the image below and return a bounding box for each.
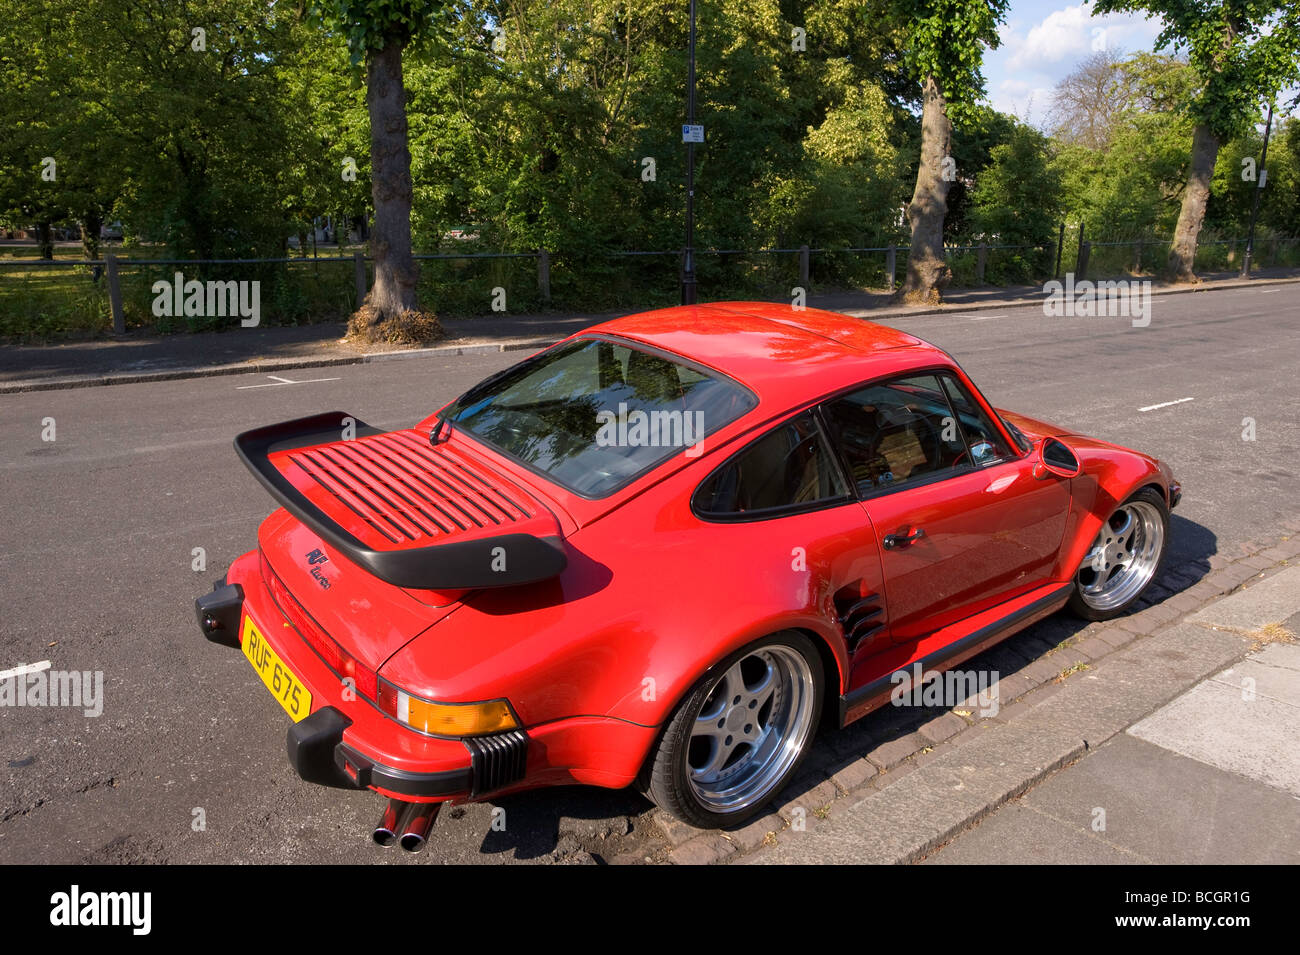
[639,631,824,829]
[1067,486,1169,621]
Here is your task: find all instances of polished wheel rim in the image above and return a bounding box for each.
[1077,500,1164,612]
[686,645,816,812]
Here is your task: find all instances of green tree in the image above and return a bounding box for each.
[312,0,449,335]
[969,122,1062,249]
[1092,0,1300,280]
[1052,54,1198,239]
[885,0,1010,302]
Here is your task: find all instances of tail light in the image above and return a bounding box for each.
[376,680,519,738]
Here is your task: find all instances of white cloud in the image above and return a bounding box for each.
[1002,3,1165,72]
[990,79,1056,126]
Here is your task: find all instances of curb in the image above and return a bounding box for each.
[4,274,1297,396]
[0,337,553,395]
[837,273,1300,321]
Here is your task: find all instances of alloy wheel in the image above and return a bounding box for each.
[685,645,817,812]
[1076,500,1165,612]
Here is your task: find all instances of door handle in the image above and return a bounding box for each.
[883,527,925,550]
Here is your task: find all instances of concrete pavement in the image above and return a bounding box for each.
[920,585,1300,864]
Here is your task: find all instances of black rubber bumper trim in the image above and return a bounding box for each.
[285,706,474,797]
[464,729,529,797]
[195,579,243,648]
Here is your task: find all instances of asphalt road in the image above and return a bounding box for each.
[1,283,1296,864]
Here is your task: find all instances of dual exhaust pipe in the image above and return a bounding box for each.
[372,798,440,853]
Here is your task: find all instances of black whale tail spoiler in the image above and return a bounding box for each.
[235,411,567,590]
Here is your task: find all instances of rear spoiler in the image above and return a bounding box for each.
[234,411,567,590]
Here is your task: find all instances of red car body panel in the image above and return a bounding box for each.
[209,303,1177,807]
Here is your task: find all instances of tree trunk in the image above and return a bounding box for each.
[80,210,102,262]
[35,220,54,260]
[364,38,419,319]
[901,75,954,304]
[1166,123,1220,283]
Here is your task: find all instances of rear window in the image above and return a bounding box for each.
[442,337,757,497]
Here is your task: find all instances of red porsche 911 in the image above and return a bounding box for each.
[196,302,1180,850]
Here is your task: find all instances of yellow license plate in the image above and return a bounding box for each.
[241,615,312,722]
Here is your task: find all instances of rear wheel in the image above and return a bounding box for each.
[1068,487,1168,620]
[641,632,823,829]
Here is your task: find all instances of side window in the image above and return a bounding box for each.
[695,411,849,517]
[822,374,968,494]
[938,375,1013,466]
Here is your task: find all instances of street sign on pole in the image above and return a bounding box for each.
[1242,101,1275,279]
[681,0,698,306]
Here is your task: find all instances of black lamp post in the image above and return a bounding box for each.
[681,0,698,305]
[1242,100,1275,279]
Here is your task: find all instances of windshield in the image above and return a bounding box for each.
[442,337,758,498]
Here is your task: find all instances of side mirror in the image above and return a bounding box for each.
[1033,436,1082,479]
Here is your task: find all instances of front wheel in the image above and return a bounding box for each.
[641,632,823,829]
[1068,487,1169,620]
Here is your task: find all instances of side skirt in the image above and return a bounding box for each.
[837,582,1073,727]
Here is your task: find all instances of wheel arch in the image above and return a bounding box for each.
[627,622,846,785]
[626,623,847,779]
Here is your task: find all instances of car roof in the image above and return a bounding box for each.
[581,301,953,410]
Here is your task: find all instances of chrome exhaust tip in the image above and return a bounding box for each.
[372,798,410,848]
[398,802,440,854]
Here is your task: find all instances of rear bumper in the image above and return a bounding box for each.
[287,705,490,798]
[193,560,528,801]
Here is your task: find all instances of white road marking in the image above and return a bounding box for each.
[132,437,228,455]
[1258,288,1281,294]
[0,660,51,681]
[970,313,1009,321]
[1139,396,1195,412]
[237,375,342,390]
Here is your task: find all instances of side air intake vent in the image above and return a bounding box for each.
[835,589,885,655]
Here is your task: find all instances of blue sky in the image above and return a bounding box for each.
[984,0,1167,126]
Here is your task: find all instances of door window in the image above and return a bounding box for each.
[938,375,1014,466]
[821,374,968,494]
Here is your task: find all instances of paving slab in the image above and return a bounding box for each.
[1187,565,1300,632]
[923,802,1143,865]
[1128,652,1300,798]
[929,734,1300,864]
[1018,735,1300,864]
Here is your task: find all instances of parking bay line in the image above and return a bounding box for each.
[236,374,342,390]
[0,660,51,681]
[1139,396,1195,412]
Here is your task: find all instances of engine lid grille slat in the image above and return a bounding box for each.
[283,428,538,550]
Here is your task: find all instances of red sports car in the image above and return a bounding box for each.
[196,302,1180,851]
